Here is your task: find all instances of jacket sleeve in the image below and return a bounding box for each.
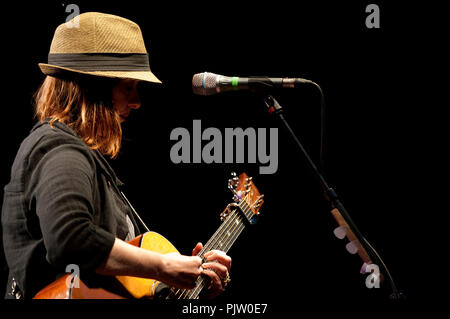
[31,142,116,271]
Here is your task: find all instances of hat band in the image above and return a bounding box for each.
[47,53,151,71]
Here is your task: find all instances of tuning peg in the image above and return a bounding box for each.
[253,205,262,214]
[245,177,253,182]
[253,196,264,207]
[228,177,239,191]
[360,262,369,274]
[228,173,238,186]
[345,240,360,255]
[233,190,243,202]
[333,225,347,239]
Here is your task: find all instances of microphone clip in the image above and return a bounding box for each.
[263,95,284,115]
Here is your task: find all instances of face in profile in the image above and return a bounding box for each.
[112,79,142,122]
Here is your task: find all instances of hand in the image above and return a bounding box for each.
[192,242,232,299]
[158,252,203,289]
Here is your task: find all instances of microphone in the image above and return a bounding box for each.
[192,72,313,96]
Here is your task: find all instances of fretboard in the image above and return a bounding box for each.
[169,199,254,299]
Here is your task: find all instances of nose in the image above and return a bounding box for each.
[128,90,141,110]
[128,100,141,110]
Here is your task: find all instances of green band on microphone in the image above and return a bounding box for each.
[232,77,239,89]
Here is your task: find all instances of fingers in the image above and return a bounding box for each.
[191,255,203,275]
[202,262,228,283]
[192,242,203,256]
[176,255,203,289]
[161,253,203,289]
[204,250,232,271]
[162,248,231,294]
[166,252,203,272]
[200,261,231,299]
[202,250,231,287]
[201,267,225,298]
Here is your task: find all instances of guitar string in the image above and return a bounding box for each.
[171,209,243,299]
[222,212,247,252]
[187,209,247,298]
[183,195,255,299]
[184,197,256,299]
[172,214,240,299]
[186,214,246,299]
[171,192,257,299]
[195,214,247,298]
[195,193,254,262]
[199,208,242,255]
[178,210,245,299]
[174,209,246,299]
[174,215,235,299]
[200,198,252,254]
[221,201,254,254]
[188,226,245,299]
[181,215,240,299]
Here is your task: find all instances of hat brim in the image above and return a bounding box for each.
[38,63,162,84]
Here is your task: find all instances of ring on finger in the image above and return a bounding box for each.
[223,272,231,285]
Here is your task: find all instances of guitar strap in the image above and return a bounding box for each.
[120,191,150,234]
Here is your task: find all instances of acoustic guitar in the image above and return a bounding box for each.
[34,172,264,299]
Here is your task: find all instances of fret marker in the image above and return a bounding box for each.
[227,231,231,237]
[235,219,240,225]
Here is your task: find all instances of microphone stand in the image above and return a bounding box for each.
[262,94,403,300]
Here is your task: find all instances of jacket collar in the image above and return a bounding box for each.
[32,119,124,187]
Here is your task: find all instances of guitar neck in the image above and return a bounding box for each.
[171,200,254,299]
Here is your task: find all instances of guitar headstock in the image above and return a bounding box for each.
[228,172,264,223]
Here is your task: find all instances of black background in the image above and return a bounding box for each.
[0,0,443,315]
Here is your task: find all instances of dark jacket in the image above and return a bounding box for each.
[1,119,142,298]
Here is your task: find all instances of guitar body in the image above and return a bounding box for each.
[34,232,178,299]
[34,172,264,299]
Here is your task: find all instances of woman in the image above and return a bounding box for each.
[1,12,231,299]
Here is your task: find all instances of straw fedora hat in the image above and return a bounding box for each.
[39,12,161,84]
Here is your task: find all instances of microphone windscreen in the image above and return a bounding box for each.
[192,72,219,95]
